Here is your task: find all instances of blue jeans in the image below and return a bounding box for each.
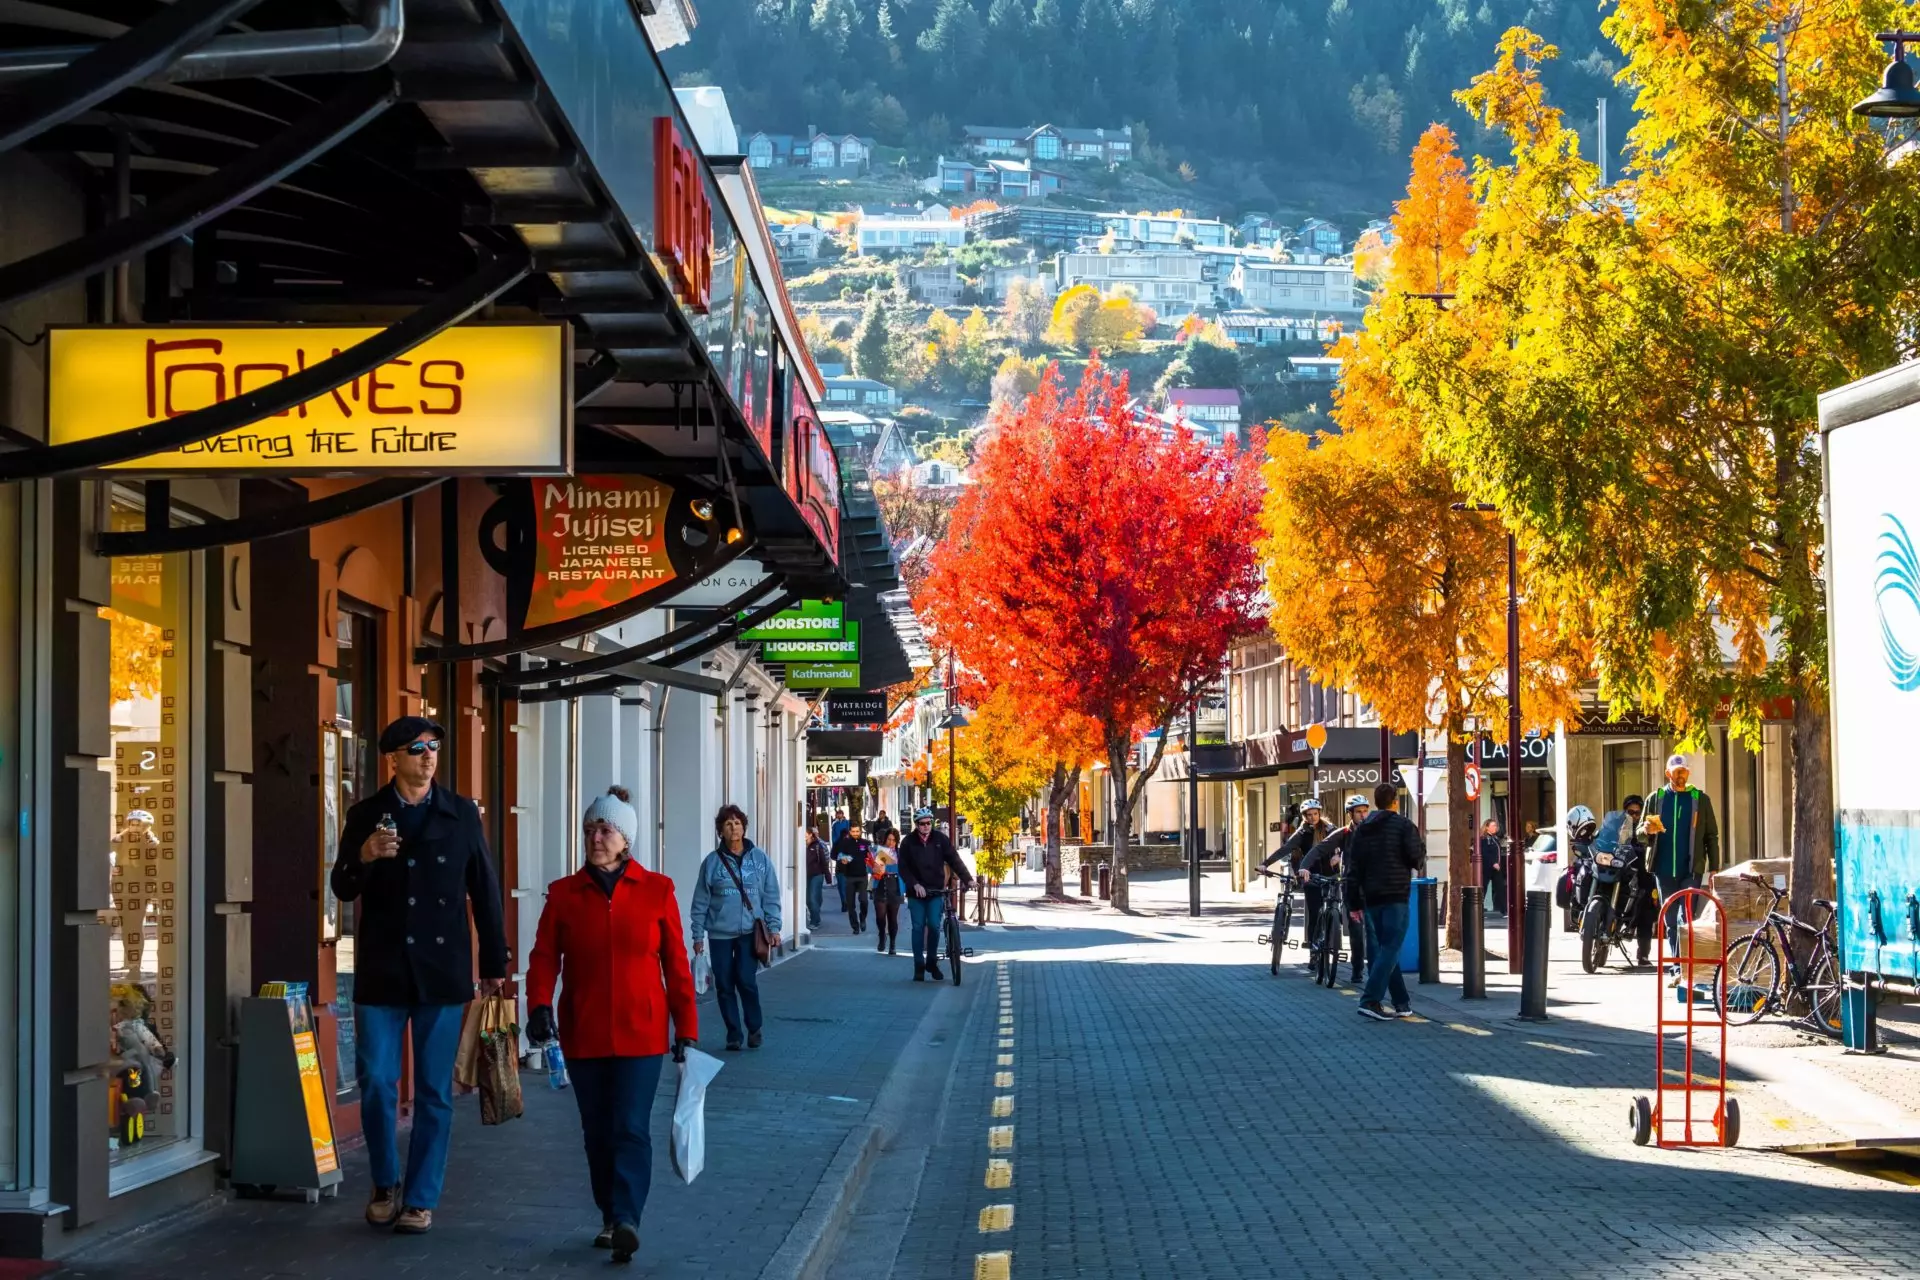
[1360,902,1411,1011]
[709,935,763,1045]
[806,874,826,929]
[355,1002,464,1208]
[1657,874,1700,957]
[569,1055,665,1227]
[908,893,947,972]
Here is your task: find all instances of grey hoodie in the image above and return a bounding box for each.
[690,841,783,942]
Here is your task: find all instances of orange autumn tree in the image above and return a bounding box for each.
[925,363,1264,911]
[1258,123,1583,939]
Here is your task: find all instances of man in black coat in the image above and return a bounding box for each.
[897,809,974,981]
[331,716,508,1234]
[1344,782,1425,1021]
[831,820,874,934]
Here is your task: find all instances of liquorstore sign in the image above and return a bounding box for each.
[46,324,571,474]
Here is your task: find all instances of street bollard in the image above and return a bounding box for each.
[1418,879,1440,984]
[1097,863,1111,901]
[1519,889,1551,1021]
[1079,862,1092,898]
[1460,887,1486,999]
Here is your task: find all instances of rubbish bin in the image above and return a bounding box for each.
[1401,878,1437,973]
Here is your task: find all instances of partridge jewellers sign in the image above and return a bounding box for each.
[46,324,571,474]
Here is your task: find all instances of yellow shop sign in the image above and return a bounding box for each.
[47,324,571,474]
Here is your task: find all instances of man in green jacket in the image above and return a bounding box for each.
[1637,753,1721,974]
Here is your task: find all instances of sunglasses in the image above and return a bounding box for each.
[402,739,441,756]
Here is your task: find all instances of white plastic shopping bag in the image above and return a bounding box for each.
[670,1047,725,1184]
[691,949,712,996]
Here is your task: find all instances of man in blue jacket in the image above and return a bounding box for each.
[1638,754,1722,975]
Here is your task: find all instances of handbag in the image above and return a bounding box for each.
[474,995,524,1125]
[717,850,775,967]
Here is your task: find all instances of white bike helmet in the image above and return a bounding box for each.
[1566,804,1598,842]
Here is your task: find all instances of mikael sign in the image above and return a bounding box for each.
[653,116,713,314]
[46,324,570,474]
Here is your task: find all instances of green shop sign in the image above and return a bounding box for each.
[762,621,859,663]
[740,599,843,640]
[785,662,862,689]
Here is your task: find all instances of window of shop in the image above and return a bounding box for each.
[103,495,192,1168]
[331,602,379,1101]
[1605,741,1653,811]
[423,658,457,793]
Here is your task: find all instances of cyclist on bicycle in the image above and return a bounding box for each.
[1263,797,1330,877]
[898,807,974,983]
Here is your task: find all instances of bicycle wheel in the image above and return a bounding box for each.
[1802,946,1841,1034]
[946,914,963,986]
[1717,934,1779,1026]
[1270,900,1288,975]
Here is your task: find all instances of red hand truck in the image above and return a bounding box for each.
[1631,885,1740,1148]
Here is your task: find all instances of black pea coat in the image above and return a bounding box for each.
[330,782,509,1007]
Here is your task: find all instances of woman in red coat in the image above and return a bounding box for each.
[527,786,697,1264]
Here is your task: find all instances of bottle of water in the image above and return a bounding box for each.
[545,1039,570,1090]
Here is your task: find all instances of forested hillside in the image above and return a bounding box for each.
[667,0,1627,210]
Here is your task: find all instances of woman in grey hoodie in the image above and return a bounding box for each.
[690,805,783,1051]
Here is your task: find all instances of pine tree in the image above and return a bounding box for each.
[853,291,891,383]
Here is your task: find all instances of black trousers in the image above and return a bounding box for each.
[873,889,901,948]
[1347,907,1369,979]
[1483,863,1507,914]
[1303,883,1325,948]
[843,879,870,931]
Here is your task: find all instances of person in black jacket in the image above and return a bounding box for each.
[897,808,974,981]
[331,716,508,1235]
[1478,818,1506,917]
[1343,782,1424,1021]
[1266,798,1330,960]
[832,821,874,934]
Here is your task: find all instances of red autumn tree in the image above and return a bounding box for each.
[923,363,1264,911]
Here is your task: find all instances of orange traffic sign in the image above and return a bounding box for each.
[1304,722,1328,752]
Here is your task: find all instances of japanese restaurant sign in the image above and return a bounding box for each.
[525,476,676,629]
[46,324,570,474]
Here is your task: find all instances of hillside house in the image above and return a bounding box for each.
[1220,311,1344,347]
[1105,213,1231,249]
[907,261,962,307]
[961,123,1133,166]
[910,459,971,491]
[1165,388,1242,430]
[1286,356,1343,383]
[745,132,804,168]
[1229,260,1361,314]
[823,376,901,409]
[937,156,1063,199]
[966,205,1108,248]
[1055,250,1208,317]
[856,215,967,256]
[770,221,828,266]
[983,263,1051,303]
[871,421,918,477]
[1294,218,1344,259]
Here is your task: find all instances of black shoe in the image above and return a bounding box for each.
[747,1030,762,1049]
[594,1224,616,1249]
[913,969,926,982]
[877,937,886,952]
[926,964,945,981]
[1357,1002,1393,1022]
[725,1039,743,1052]
[610,1221,639,1264]
[889,946,898,956]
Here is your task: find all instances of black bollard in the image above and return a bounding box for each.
[1097,863,1111,901]
[1079,862,1092,898]
[1418,880,1440,984]
[1461,886,1486,999]
[1519,889,1551,1021]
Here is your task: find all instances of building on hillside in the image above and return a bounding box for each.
[910,459,970,491]
[1055,250,1208,317]
[962,123,1133,165]
[1220,311,1345,347]
[824,376,901,409]
[983,262,1052,303]
[871,421,918,476]
[1228,260,1361,314]
[966,204,1109,247]
[1239,213,1284,248]
[1286,356,1343,383]
[819,409,885,456]
[1165,388,1242,431]
[746,131,804,167]
[807,130,873,172]
[771,221,829,267]
[937,156,1064,199]
[907,261,962,307]
[855,215,967,255]
[1103,213,1231,248]
[1293,217,1344,260]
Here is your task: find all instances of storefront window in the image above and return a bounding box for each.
[332,604,378,1099]
[103,498,189,1164]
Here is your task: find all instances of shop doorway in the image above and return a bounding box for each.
[330,601,379,1103]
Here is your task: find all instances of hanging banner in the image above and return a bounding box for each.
[47,325,571,474]
[742,599,843,640]
[825,692,888,724]
[786,661,861,689]
[761,621,859,663]
[524,476,676,629]
[805,759,861,788]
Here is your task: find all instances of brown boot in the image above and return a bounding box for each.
[394,1205,433,1234]
[365,1185,400,1228]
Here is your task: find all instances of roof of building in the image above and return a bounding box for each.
[1054,125,1132,143]
[824,376,897,392]
[1167,388,1242,407]
[963,124,1032,138]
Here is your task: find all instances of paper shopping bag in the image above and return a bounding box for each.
[670,1048,725,1183]
[453,998,486,1089]
[476,997,523,1125]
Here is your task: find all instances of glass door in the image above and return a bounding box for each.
[330,603,378,1101]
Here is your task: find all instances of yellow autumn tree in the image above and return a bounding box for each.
[928,685,1052,884]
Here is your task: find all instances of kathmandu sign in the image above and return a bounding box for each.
[46,325,571,474]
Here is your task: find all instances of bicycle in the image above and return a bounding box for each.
[1255,868,1297,975]
[943,883,967,986]
[1714,874,1842,1034]
[1306,873,1346,987]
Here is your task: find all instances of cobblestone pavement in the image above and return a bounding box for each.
[853,872,1920,1280]
[58,935,946,1279]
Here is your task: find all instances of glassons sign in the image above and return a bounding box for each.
[46,325,570,474]
[654,115,713,314]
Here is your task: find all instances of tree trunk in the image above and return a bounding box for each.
[1043,761,1070,898]
[1445,718,1472,949]
[1108,741,1133,912]
[1789,686,1835,934]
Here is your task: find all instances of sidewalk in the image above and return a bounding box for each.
[56,941,956,1279]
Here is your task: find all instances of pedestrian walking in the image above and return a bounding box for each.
[1638,755,1721,979]
[898,807,973,982]
[329,716,508,1235]
[690,805,783,1051]
[1345,782,1424,1021]
[804,827,831,931]
[871,809,897,847]
[871,830,904,955]
[525,787,698,1264]
[832,819,873,933]
[830,808,851,847]
[1478,818,1505,916]
[1334,794,1372,983]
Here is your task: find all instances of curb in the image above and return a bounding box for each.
[757,963,981,1280]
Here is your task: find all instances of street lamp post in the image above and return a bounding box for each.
[1188,698,1201,918]
[1453,502,1524,974]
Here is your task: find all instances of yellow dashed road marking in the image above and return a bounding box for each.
[985,1157,1012,1188]
[994,1071,1013,1088]
[975,1251,1011,1280]
[1446,1022,1494,1036]
[997,1053,1013,1066]
[999,1037,1014,1048]
[992,1095,1014,1117]
[979,1204,1014,1232]
[988,1125,1013,1150]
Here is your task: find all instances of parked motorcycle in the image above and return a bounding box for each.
[1580,806,1653,972]
[1557,804,1599,933]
